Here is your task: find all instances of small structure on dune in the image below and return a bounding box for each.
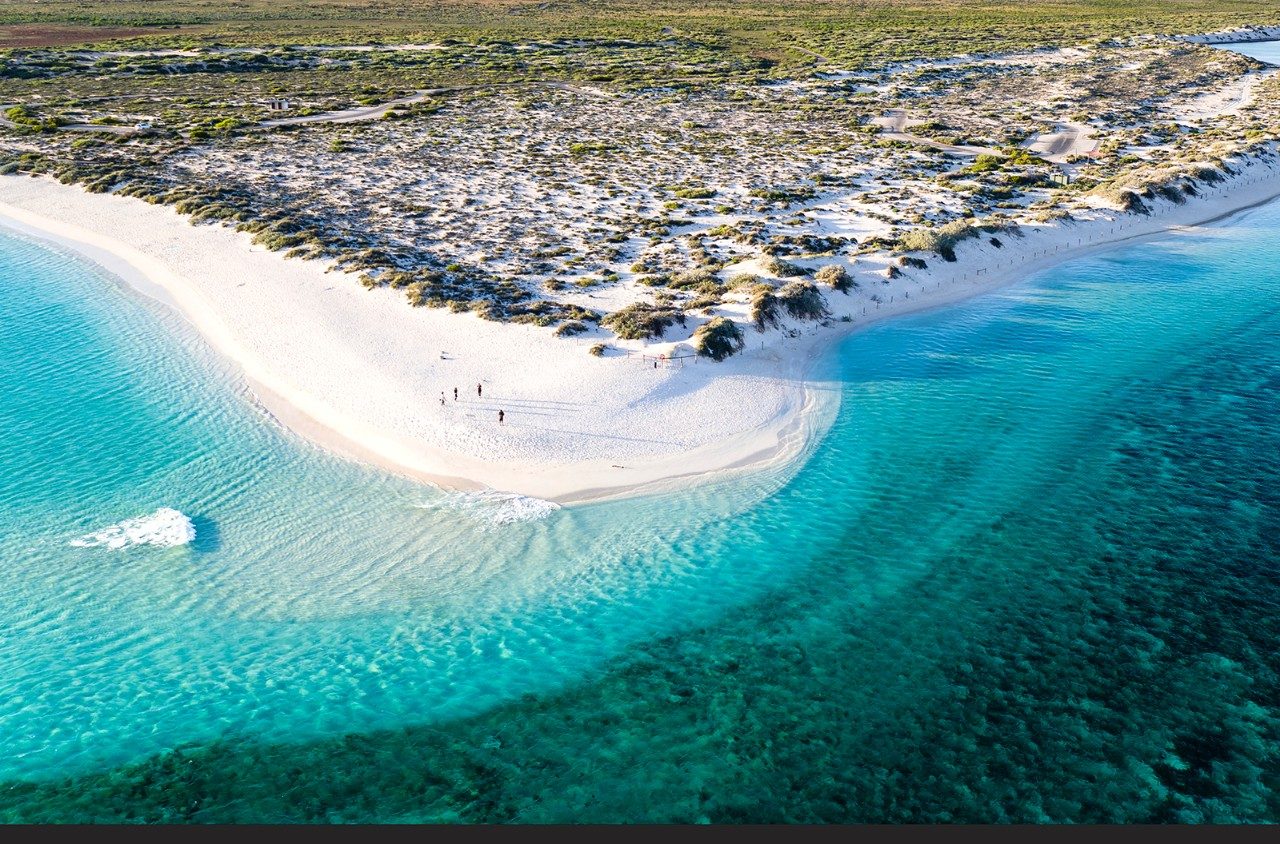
[267,97,294,111]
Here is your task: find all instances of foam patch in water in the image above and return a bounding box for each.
[416,491,561,526]
[71,507,196,549]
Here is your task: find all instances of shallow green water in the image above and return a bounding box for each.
[1,199,1278,821]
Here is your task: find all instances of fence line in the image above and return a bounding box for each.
[609,348,699,368]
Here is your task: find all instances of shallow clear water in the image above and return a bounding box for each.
[0,229,825,779]
[1212,39,1280,64]
[1,199,1279,821]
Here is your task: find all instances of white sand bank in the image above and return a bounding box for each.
[2,156,1279,502]
[0,176,833,502]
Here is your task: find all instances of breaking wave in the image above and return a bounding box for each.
[70,507,196,550]
[415,491,561,526]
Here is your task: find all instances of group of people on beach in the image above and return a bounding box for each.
[439,382,503,423]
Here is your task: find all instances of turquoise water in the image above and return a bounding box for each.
[1,197,1279,821]
[0,228,821,778]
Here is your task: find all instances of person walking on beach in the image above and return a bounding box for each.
[453,387,458,401]
[498,409,504,424]
[440,392,446,407]
[477,383,483,398]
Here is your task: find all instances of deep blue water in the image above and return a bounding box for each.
[1,196,1278,821]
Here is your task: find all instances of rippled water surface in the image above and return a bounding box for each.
[1,201,1278,821]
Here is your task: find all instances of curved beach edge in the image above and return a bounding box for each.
[0,177,834,504]
[2,156,1280,504]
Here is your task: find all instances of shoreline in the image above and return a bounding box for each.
[2,154,1280,503]
[1183,26,1280,45]
[0,178,836,503]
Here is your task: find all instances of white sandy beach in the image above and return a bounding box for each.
[2,154,1280,502]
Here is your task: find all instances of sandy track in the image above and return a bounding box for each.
[257,91,436,128]
[1027,121,1097,163]
[872,109,1004,157]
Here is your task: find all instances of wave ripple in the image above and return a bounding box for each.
[416,491,561,526]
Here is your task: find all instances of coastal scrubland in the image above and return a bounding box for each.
[3,1,1280,58]
[3,1,1280,363]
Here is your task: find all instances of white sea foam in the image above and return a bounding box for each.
[416,491,561,526]
[71,507,196,550]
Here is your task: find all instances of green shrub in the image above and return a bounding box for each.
[966,154,1004,174]
[555,321,588,337]
[777,281,828,320]
[1031,207,1072,222]
[668,268,718,289]
[602,303,686,340]
[750,284,781,331]
[814,264,852,293]
[749,185,816,204]
[1156,183,1186,205]
[2,104,62,131]
[760,255,807,278]
[1095,187,1149,215]
[705,224,742,239]
[897,219,981,261]
[569,141,612,156]
[693,317,746,361]
[1191,165,1225,184]
[688,293,722,311]
[588,343,607,357]
[1003,148,1047,166]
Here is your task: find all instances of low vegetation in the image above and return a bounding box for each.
[0,2,1274,355]
[777,281,829,321]
[602,303,686,340]
[692,317,746,361]
[814,264,853,293]
[897,219,984,262]
[750,284,781,331]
